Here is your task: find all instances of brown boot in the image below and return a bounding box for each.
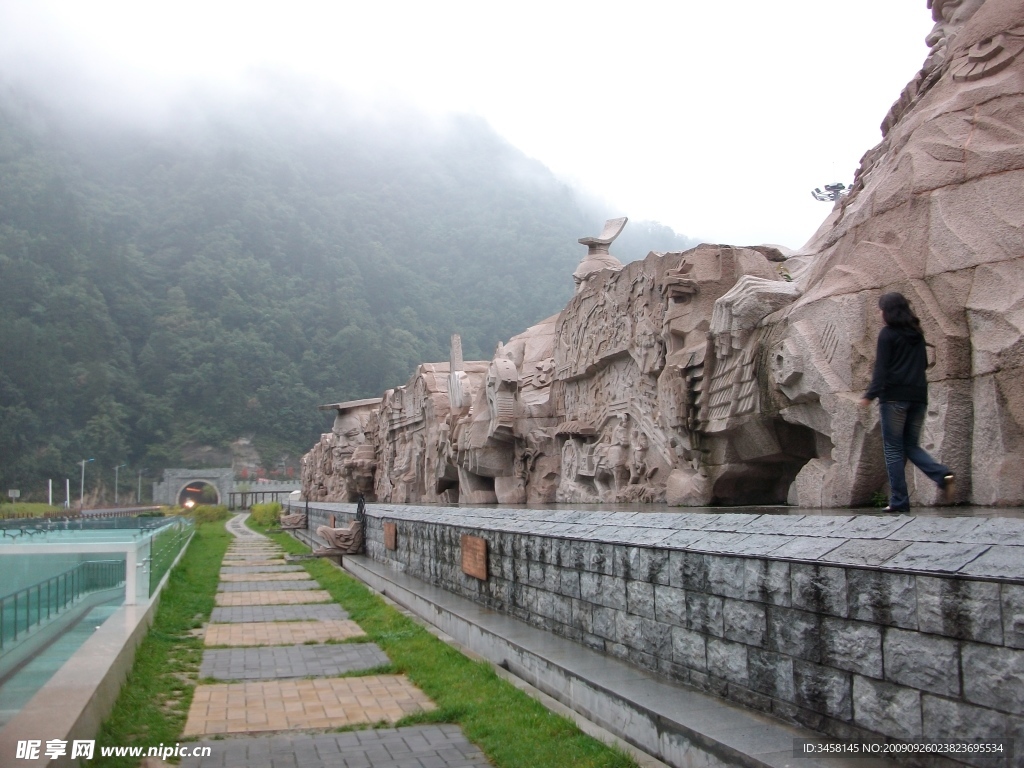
[940,474,955,503]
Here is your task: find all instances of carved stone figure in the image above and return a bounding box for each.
[573,217,627,293]
[300,398,381,502]
[302,0,1024,508]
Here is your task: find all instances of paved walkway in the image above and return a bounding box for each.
[180,515,490,767]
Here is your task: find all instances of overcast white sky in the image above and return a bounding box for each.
[0,1,937,249]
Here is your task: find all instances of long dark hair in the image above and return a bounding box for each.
[879,292,923,333]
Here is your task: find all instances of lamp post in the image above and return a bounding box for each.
[79,458,94,510]
[114,464,127,506]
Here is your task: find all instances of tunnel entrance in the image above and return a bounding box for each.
[178,481,220,508]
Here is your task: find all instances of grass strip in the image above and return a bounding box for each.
[92,520,231,767]
[252,520,637,768]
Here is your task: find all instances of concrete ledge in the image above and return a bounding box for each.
[342,555,894,768]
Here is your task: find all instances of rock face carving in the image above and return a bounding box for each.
[300,397,382,502]
[302,0,1024,507]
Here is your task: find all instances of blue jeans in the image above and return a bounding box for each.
[879,401,950,510]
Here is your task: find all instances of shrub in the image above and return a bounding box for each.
[1,502,65,518]
[249,501,282,527]
[188,504,231,523]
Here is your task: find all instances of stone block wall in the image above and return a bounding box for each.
[304,503,1024,759]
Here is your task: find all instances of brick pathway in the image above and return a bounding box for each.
[217,579,320,591]
[220,564,306,573]
[179,725,491,768]
[199,644,392,680]
[214,589,333,606]
[203,619,366,647]
[221,558,287,567]
[209,604,349,623]
[180,514,487,767]
[218,571,312,581]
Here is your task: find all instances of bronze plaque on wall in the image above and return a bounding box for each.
[384,522,397,550]
[461,535,488,580]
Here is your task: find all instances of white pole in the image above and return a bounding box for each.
[79,458,93,510]
[125,547,137,606]
[65,479,70,509]
[48,479,52,507]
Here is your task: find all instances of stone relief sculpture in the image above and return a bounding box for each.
[302,0,1024,508]
[299,398,380,502]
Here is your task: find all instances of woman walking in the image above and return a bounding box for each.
[860,292,953,512]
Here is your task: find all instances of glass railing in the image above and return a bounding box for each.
[0,559,126,654]
[0,515,170,538]
[148,516,194,596]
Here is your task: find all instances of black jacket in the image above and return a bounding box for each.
[865,325,929,403]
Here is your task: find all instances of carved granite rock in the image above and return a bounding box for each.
[302,0,1024,507]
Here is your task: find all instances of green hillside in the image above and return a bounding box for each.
[0,80,696,500]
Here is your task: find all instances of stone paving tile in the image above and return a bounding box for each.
[225,550,281,557]
[200,643,389,680]
[957,545,1024,579]
[221,559,288,567]
[219,571,313,582]
[817,538,912,567]
[215,590,333,606]
[883,541,990,573]
[225,517,265,539]
[887,516,985,542]
[210,604,350,623]
[218,580,320,592]
[223,549,281,554]
[224,553,281,559]
[178,725,491,768]
[769,536,845,560]
[183,676,433,735]
[220,564,306,574]
[204,619,366,646]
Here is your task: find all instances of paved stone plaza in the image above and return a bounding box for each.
[180,515,488,767]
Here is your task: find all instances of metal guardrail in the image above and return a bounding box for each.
[0,559,127,654]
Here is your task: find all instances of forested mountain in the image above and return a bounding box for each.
[0,79,697,500]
